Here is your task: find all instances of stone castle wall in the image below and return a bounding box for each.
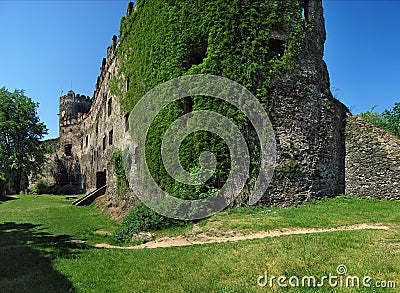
[345,115,400,199]
[260,0,348,206]
[40,0,399,208]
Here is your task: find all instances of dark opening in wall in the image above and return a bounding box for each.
[103,136,107,151]
[183,97,194,115]
[96,123,99,134]
[85,135,88,147]
[301,0,309,20]
[65,144,72,157]
[134,146,139,164]
[108,98,112,116]
[268,38,285,59]
[125,113,129,132]
[81,139,83,150]
[109,129,113,145]
[126,77,130,92]
[96,170,106,188]
[185,40,208,69]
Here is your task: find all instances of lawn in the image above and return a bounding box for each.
[0,194,399,292]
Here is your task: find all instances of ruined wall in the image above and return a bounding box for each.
[40,0,398,208]
[258,0,348,206]
[345,115,400,199]
[111,0,351,208]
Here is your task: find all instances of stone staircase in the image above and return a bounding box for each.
[73,185,107,206]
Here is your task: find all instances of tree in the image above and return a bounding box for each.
[360,102,400,138]
[0,87,49,194]
[381,102,400,137]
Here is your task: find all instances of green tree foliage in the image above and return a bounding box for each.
[0,87,49,193]
[360,102,400,137]
[111,1,306,201]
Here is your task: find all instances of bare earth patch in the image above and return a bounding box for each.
[94,223,389,250]
[93,230,113,236]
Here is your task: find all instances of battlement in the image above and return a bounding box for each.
[93,35,118,102]
[59,90,92,128]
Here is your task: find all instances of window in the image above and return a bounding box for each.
[186,40,208,69]
[64,144,72,157]
[301,0,309,20]
[103,135,107,151]
[85,135,88,147]
[81,139,83,150]
[183,97,194,114]
[125,113,130,132]
[109,129,113,145]
[134,146,139,164]
[108,98,112,116]
[96,122,99,134]
[268,38,285,59]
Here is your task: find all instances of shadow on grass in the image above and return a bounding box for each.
[0,222,87,292]
[0,196,19,204]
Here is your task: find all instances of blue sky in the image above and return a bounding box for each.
[0,1,399,139]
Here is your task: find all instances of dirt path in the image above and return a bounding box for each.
[94,223,389,250]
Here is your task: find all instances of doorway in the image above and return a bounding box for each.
[96,170,106,188]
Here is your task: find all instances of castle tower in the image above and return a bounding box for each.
[115,0,349,206]
[59,90,75,127]
[59,90,91,133]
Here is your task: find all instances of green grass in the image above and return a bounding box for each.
[0,194,117,245]
[0,194,399,292]
[196,196,400,233]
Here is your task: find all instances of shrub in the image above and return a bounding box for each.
[31,179,50,195]
[360,102,400,137]
[113,203,188,243]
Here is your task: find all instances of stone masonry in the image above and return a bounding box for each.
[345,115,400,199]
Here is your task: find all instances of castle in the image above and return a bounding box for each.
[41,0,399,212]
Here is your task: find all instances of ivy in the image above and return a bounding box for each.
[112,150,129,198]
[111,1,306,202]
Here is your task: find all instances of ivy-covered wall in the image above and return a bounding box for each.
[114,0,306,111]
[111,0,349,206]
